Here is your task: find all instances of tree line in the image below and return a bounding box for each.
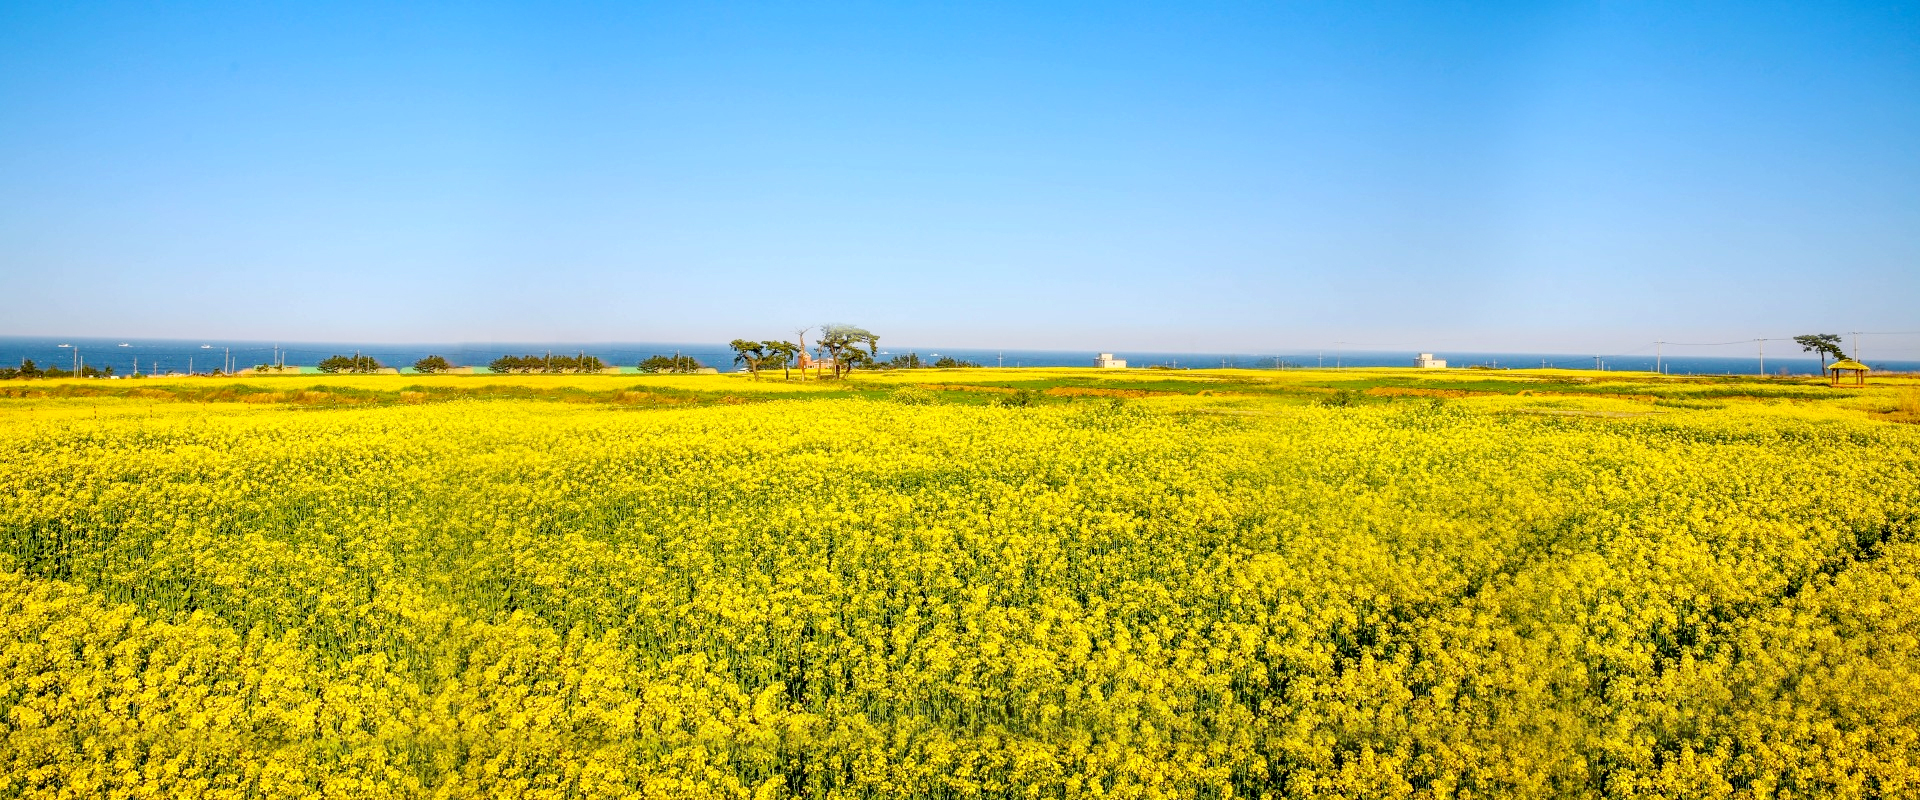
[486,353,608,374]
[728,324,873,380]
[1,359,116,380]
[728,324,980,380]
[313,353,709,374]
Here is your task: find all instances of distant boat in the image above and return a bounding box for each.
[201,344,213,349]
[118,343,130,347]
[57,343,71,347]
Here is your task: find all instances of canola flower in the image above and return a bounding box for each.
[1,383,1918,799]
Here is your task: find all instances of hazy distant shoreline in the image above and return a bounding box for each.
[5,336,1914,376]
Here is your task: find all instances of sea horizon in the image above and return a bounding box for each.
[5,334,1915,377]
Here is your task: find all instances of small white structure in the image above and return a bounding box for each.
[1094,353,1127,369]
[1414,353,1447,369]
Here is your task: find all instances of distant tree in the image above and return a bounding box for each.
[818,324,878,378]
[729,340,770,380]
[1794,334,1847,373]
[638,354,704,374]
[16,358,40,379]
[488,353,604,373]
[763,341,801,381]
[840,347,874,374]
[933,356,980,368]
[317,354,384,373]
[888,352,925,369]
[413,355,453,374]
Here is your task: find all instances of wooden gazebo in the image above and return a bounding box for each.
[1828,358,1869,387]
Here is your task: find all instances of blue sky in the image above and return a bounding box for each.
[2,1,1916,355]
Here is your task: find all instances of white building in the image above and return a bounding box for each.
[1094,353,1127,369]
[1414,353,1447,369]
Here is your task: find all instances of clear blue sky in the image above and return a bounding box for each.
[3,1,1916,355]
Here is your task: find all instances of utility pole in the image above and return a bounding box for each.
[1849,331,1862,361]
[1655,341,1663,375]
[998,352,1003,368]
[1593,356,1601,371]
[1756,339,1765,377]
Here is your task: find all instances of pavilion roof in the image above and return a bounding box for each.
[1829,359,1869,371]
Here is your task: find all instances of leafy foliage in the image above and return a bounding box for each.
[728,340,776,379]
[762,341,802,380]
[316,354,383,373]
[0,359,40,380]
[990,388,1041,407]
[490,353,607,373]
[816,324,878,378]
[412,355,454,373]
[1795,333,1848,370]
[636,354,704,373]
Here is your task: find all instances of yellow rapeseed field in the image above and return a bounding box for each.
[2,372,1918,798]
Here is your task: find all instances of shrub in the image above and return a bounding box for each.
[992,389,1040,408]
[317,354,384,374]
[638,354,704,374]
[414,355,454,374]
[1318,389,1362,408]
[887,387,935,406]
[490,354,606,374]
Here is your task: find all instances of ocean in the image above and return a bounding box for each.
[3,336,1915,377]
